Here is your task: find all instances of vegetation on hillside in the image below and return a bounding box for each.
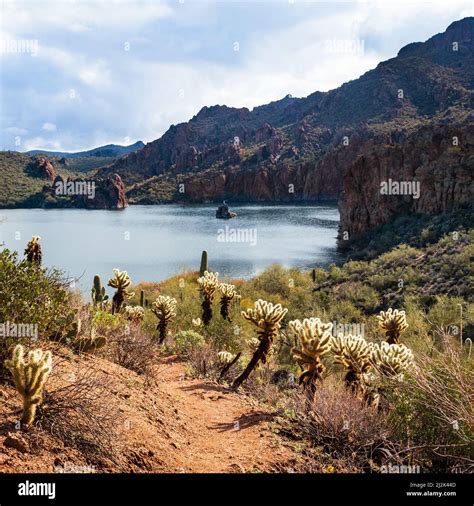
[0,228,472,473]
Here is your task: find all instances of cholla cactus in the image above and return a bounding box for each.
[24,236,42,265]
[152,295,177,343]
[377,308,408,344]
[371,342,414,378]
[218,351,235,364]
[4,344,52,426]
[332,334,374,394]
[219,283,238,321]
[197,271,219,325]
[232,299,288,389]
[108,269,135,314]
[73,327,106,354]
[192,318,202,327]
[123,305,144,324]
[289,318,333,397]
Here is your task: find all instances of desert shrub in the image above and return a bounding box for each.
[281,379,393,472]
[37,352,124,467]
[333,282,380,312]
[0,249,75,370]
[387,339,473,472]
[173,330,205,358]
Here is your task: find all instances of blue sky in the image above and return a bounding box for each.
[1,0,472,152]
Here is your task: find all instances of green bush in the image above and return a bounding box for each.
[0,248,75,364]
[173,330,205,358]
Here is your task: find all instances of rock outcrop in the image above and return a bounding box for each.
[30,157,57,180]
[84,173,128,209]
[95,18,473,240]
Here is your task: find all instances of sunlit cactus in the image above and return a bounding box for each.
[219,283,239,321]
[370,342,414,378]
[332,334,374,394]
[152,295,177,343]
[123,305,144,324]
[91,275,109,308]
[289,318,333,398]
[218,351,236,365]
[108,269,135,314]
[73,327,107,354]
[197,271,219,325]
[4,344,52,426]
[24,236,42,265]
[232,299,288,389]
[377,308,409,344]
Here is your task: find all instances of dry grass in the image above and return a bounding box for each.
[37,351,125,467]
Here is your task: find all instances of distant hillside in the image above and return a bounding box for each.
[98,17,473,243]
[26,141,145,159]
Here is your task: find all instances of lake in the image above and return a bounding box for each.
[0,204,341,292]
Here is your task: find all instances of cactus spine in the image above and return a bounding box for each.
[370,342,413,378]
[199,250,208,276]
[233,299,288,389]
[152,295,177,343]
[4,344,52,426]
[219,283,238,321]
[123,305,145,324]
[107,269,135,314]
[289,318,333,399]
[24,236,42,265]
[91,275,109,308]
[377,308,409,344]
[197,271,219,325]
[332,334,374,394]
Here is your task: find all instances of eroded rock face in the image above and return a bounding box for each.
[31,157,57,180]
[84,173,128,209]
[338,117,474,241]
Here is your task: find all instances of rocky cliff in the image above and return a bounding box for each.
[89,19,474,238]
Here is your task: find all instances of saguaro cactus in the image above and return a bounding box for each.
[140,290,145,308]
[4,344,52,426]
[152,295,177,343]
[197,271,219,325]
[91,275,109,308]
[199,250,209,276]
[108,269,134,314]
[232,299,288,389]
[289,318,333,399]
[332,334,374,395]
[377,308,409,344]
[370,342,414,378]
[219,283,238,321]
[24,236,42,265]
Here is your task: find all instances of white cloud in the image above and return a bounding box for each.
[1,0,472,152]
[41,122,57,132]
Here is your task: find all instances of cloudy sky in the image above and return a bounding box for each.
[0,0,472,152]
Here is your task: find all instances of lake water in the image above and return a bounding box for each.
[0,204,341,292]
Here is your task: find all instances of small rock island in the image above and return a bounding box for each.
[216,201,237,219]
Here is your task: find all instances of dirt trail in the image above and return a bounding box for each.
[154,358,295,473]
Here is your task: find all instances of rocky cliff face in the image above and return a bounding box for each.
[338,112,474,243]
[99,18,473,241]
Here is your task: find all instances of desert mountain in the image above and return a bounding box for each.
[97,17,473,242]
[27,140,144,159]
